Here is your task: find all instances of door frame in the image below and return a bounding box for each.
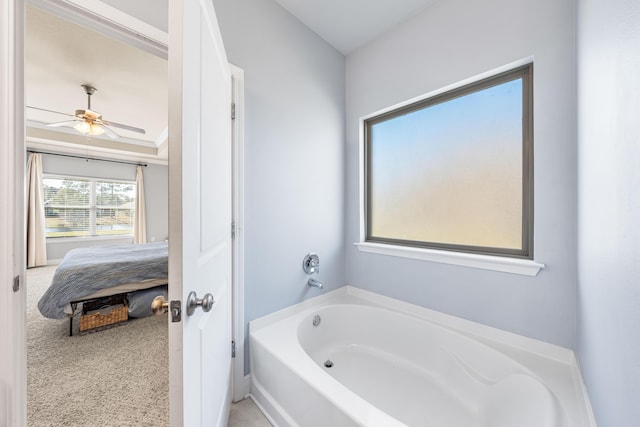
[0,1,247,425]
[230,63,248,401]
[0,0,26,425]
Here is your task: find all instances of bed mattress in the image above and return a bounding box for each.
[38,241,168,319]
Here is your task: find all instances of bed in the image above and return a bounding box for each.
[38,241,168,334]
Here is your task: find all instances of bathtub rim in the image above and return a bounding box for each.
[252,285,567,363]
[248,285,597,427]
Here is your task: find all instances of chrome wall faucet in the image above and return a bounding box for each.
[302,253,320,274]
[307,278,324,289]
[303,253,323,289]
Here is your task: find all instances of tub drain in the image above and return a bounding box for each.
[324,360,334,368]
[312,315,321,327]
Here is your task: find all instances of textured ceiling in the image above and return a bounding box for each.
[271,0,438,54]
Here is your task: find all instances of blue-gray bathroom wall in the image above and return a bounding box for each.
[577,0,640,424]
[346,0,577,348]
[212,0,346,371]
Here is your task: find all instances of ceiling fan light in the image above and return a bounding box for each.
[74,121,90,133]
[89,124,105,135]
[74,121,105,136]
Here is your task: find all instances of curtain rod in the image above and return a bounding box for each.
[27,150,148,167]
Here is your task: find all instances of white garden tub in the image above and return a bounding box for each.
[249,287,595,427]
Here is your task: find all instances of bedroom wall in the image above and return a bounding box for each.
[345,0,577,348]
[212,0,346,371]
[576,0,640,424]
[40,153,168,262]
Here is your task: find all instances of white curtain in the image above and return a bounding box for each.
[26,153,47,267]
[134,165,147,244]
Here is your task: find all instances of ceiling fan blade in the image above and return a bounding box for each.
[46,120,79,128]
[100,124,120,139]
[27,106,76,117]
[103,120,146,134]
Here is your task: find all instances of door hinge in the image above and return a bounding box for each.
[231,340,236,358]
[12,275,19,293]
[231,103,236,120]
[231,221,236,239]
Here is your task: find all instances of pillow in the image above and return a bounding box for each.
[127,285,168,318]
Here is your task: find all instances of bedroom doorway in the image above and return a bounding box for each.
[22,1,246,426]
[24,3,172,426]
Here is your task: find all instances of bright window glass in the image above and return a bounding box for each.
[44,176,136,238]
[365,64,533,258]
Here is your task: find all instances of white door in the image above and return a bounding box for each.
[168,0,232,426]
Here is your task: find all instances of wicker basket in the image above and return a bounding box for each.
[79,296,128,332]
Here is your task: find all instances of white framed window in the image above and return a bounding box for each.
[361,64,537,269]
[43,174,136,238]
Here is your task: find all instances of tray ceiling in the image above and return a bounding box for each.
[26,6,168,160]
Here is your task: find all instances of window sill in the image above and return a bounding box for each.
[46,235,134,244]
[354,242,544,276]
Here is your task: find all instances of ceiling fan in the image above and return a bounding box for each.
[28,84,146,139]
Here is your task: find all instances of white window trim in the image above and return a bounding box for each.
[354,242,544,276]
[356,58,544,277]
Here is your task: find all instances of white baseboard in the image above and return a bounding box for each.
[239,374,251,400]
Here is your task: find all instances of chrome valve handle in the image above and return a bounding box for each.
[303,253,320,274]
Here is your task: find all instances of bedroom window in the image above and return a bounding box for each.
[363,63,533,259]
[43,175,136,238]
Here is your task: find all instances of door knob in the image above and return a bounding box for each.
[151,295,181,322]
[151,295,169,316]
[186,291,215,316]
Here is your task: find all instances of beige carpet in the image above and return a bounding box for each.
[27,265,169,427]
